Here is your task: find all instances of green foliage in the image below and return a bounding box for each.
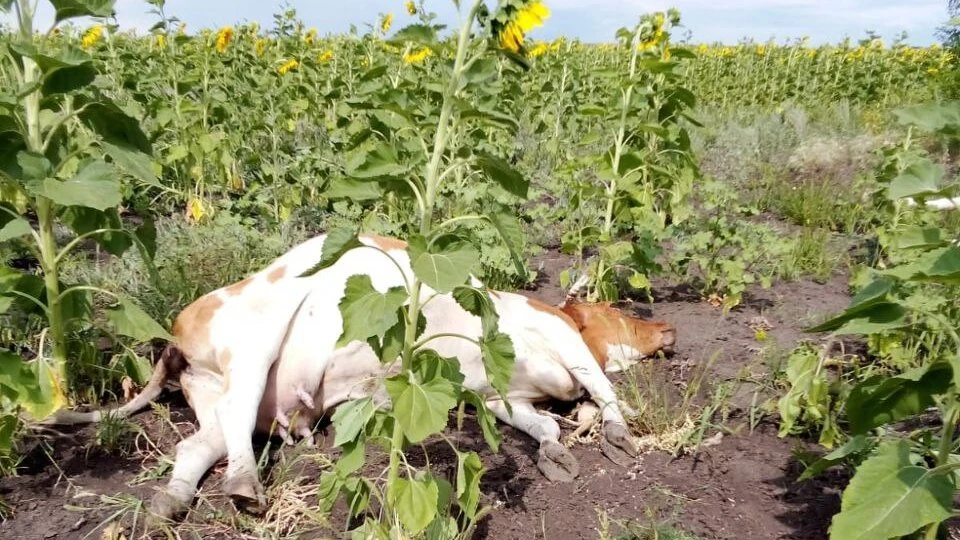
[830,441,954,540]
[776,344,844,448]
[310,2,543,535]
[800,101,960,540]
[557,11,699,302]
[670,179,791,311]
[0,0,168,460]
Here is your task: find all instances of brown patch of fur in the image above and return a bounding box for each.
[561,303,674,370]
[364,235,408,251]
[266,265,287,283]
[224,277,253,297]
[172,294,224,358]
[526,297,579,332]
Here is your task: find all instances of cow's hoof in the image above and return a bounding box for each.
[148,490,190,524]
[223,473,266,515]
[537,441,579,482]
[601,422,638,467]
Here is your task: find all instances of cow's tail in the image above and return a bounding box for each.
[39,344,186,425]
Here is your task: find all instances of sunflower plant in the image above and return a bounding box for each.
[559,10,699,302]
[0,0,170,462]
[303,0,543,536]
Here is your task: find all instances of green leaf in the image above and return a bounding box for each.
[374,307,425,364]
[106,296,173,342]
[387,477,439,534]
[101,141,160,187]
[135,217,157,260]
[915,246,960,285]
[59,207,132,257]
[894,102,960,134]
[335,436,366,476]
[456,451,485,518]
[477,154,528,198]
[452,286,499,337]
[805,299,908,336]
[412,350,465,388]
[829,441,952,540]
[342,476,372,517]
[831,304,910,335]
[478,332,515,404]
[346,142,407,179]
[43,64,96,94]
[77,100,151,154]
[407,235,479,293]
[9,43,91,72]
[0,350,63,419]
[50,0,116,22]
[846,362,952,435]
[799,435,873,481]
[894,226,947,250]
[331,397,376,447]
[388,24,439,45]
[463,390,501,452]
[17,151,51,181]
[326,177,384,201]
[0,218,32,243]
[31,162,122,211]
[337,274,407,346]
[384,375,457,443]
[777,346,824,439]
[487,209,528,279]
[299,227,362,277]
[317,471,343,513]
[0,267,45,316]
[887,160,943,200]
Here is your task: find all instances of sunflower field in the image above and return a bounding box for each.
[2,0,960,539]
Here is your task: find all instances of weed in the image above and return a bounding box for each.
[618,351,724,455]
[89,411,141,457]
[778,227,849,283]
[597,507,701,540]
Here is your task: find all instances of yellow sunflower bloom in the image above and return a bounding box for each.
[255,38,267,56]
[81,25,103,49]
[403,47,432,64]
[406,1,416,15]
[318,50,334,63]
[515,2,549,33]
[499,22,524,53]
[155,34,166,49]
[528,42,548,57]
[277,58,299,75]
[305,28,317,45]
[215,26,233,53]
[498,1,550,53]
[381,13,394,34]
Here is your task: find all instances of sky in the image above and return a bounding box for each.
[2,0,952,46]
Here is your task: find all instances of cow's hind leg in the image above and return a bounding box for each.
[486,400,579,482]
[150,373,226,522]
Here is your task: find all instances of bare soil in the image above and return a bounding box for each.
[0,250,855,540]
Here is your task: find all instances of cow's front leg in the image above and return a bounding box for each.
[216,348,278,513]
[486,399,580,482]
[150,373,226,522]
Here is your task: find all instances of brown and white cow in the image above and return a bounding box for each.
[47,233,675,521]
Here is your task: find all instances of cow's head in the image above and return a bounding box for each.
[560,300,676,373]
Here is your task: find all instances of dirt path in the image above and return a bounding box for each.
[0,253,854,540]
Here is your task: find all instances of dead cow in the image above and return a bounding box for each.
[46,234,675,521]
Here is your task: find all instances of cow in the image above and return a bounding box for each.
[45,233,675,521]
